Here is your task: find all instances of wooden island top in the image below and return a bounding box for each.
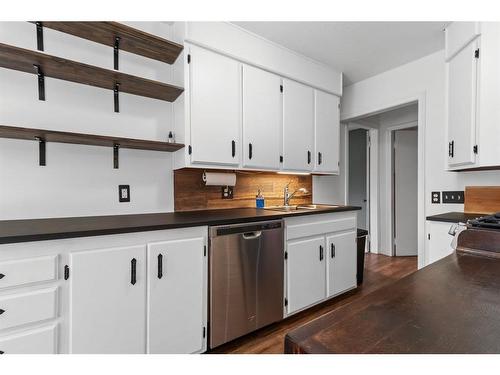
[285,247,500,354]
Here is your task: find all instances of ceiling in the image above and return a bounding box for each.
[232,22,447,86]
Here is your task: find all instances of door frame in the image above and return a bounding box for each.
[342,93,426,268]
[345,124,379,254]
[388,122,418,256]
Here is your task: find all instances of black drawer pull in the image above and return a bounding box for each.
[131,258,137,285]
[0,350,4,354]
[249,143,253,159]
[232,140,236,158]
[318,152,322,165]
[319,245,324,261]
[157,253,163,279]
[307,150,311,164]
[0,309,5,315]
[0,273,4,280]
[331,243,336,258]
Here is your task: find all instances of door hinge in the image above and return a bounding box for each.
[188,145,192,155]
[204,245,207,257]
[279,155,283,163]
[280,84,283,93]
[284,251,288,260]
[284,298,288,307]
[473,145,478,154]
[428,233,431,240]
[64,265,70,280]
[475,48,480,59]
[187,54,191,64]
[202,326,206,338]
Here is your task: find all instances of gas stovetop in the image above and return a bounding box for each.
[468,212,500,229]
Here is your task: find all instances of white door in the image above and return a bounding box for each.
[315,90,340,174]
[69,245,146,354]
[327,231,357,298]
[242,65,282,170]
[282,79,314,172]
[426,221,454,265]
[394,129,418,256]
[189,45,241,166]
[447,40,478,168]
[286,236,326,314]
[147,237,206,354]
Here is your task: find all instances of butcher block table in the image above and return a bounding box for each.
[285,228,500,354]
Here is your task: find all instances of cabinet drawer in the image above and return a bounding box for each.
[286,214,356,241]
[0,255,58,290]
[0,324,57,354]
[0,287,58,330]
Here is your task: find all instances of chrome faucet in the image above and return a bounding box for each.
[283,183,308,207]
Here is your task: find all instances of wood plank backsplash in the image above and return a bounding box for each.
[465,186,500,214]
[174,168,312,211]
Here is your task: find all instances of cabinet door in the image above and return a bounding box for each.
[286,236,326,314]
[315,90,340,174]
[327,231,357,298]
[189,45,241,166]
[69,245,146,354]
[147,237,206,354]
[242,65,282,170]
[282,79,314,172]
[447,40,478,168]
[426,221,454,265]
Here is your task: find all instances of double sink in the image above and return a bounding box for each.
[264,204,339,212]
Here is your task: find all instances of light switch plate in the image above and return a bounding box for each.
[442,190,464,204]
[119,185,130,202]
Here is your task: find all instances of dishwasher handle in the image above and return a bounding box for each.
[242,231,262,240]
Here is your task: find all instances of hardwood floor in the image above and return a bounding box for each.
[208,253,417,354]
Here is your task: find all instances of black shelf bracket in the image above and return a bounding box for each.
[33,64,45,101]
[35,22,44,51]
[35,136,46,166]
[114,83,120,113]
[114,36,120,70]
[113,143,120,169]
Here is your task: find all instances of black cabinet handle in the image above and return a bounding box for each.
[157,253,163,279]
[0,309,5,315]
[130,258,137,285]
[318,152,322,165]
[448,140,454,158]
[0,273,4,280]
[331,243,336,258]
[319,245,324,261]
[232,140,236,158]
[249,143,253,160]
[0,350,4,354]
[307,150,311,164]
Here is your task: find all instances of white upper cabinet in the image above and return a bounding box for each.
[242,65,282,170]
[69,245,147,354]
[282,79,315,172]
[314,90,340,174]
[147,237,206,354]
[188,45,241,166]
[445,22,480,61]
[447,39,478,168]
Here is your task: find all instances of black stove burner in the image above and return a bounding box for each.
[469,212,500,229]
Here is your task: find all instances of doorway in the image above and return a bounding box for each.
[392,127,418,256]
[348,129,369,231]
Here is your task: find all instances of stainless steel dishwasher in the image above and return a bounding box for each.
[209,220,284,348]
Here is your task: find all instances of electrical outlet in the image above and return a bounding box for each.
[119,185,130,202]
[442,190,464,204]
[221,186,234,199]
[431,191,441,204]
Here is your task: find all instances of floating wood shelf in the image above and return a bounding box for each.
[0,43,184,102]
[0,125,185,152]
[33,21,183,64]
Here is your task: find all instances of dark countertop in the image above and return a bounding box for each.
[426,211,486,223]
[285,251,500,354]
[0,205,360,245]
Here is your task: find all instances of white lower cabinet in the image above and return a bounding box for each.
[285,212,358,316]
[147,237,206,354]
[286,236,326,314]
[0,324,58,354]
[327,231,357,298]
[69,245,147,354]
[426,221,454,266]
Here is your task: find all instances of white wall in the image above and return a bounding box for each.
[315,49,500,264]
[0,22,177,220]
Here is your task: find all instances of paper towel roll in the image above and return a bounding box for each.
[203,172,237,186]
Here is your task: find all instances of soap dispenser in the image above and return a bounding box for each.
[256,188,265,208]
